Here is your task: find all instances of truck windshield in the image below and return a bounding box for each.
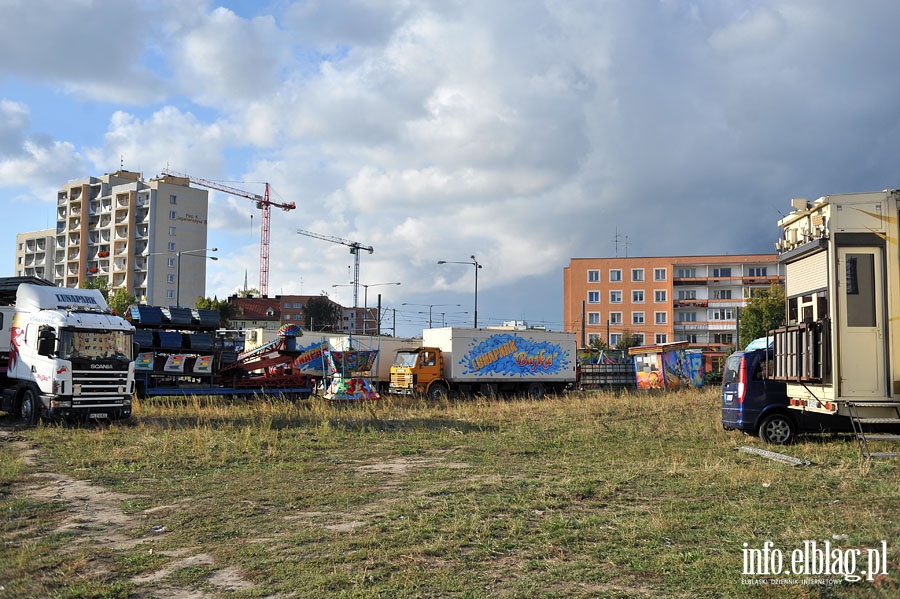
[393,351,419,367]
[59,329,134,361]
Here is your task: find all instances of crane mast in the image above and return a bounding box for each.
[162,169,295,297]
[296,229,373,307]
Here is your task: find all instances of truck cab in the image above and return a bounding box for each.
[390,347,447,399]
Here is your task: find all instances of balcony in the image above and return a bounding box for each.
[673,299,707,308]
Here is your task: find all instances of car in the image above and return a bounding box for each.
[721,344,852,445]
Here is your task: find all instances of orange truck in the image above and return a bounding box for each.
[389,327,577,399]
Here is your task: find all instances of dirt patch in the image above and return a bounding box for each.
[1,429,256,597]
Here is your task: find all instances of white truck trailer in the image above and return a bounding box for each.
[0,278,136,423]
[773,190,900,457]
[389,327,577,399]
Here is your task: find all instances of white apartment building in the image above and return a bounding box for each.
[48,170,210,306]
[15,229,57,281]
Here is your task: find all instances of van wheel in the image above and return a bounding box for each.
[758,414,795,445]
[525,382,545,399]
[20,389,40,426]
[427,383,449,401]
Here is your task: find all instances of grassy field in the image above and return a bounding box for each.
[0,387,898,598]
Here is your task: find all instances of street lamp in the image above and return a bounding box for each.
[402,302,460,329]
[176,247,217,307]
[437,255,482,328]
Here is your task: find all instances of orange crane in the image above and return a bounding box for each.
[296,229,373,307]
[162,169,295,297]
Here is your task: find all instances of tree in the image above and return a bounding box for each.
[738,284,786,348]
[305,296,342,331]
[195,296,239,328]
[107,287,136,316]
[615,329,643,350]
[80,276,110,300]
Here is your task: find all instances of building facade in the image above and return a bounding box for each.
[51,170,209,306]
[15,229,57,281]
[563,254,784,372]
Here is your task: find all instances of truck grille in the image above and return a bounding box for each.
[72,369,131,406]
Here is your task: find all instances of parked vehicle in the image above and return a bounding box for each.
[389,327,576,399]
[772,190,900,456]
[721,342,851,444]
[0,277,135,423]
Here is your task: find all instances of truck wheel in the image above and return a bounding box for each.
[525,382,545,399]
[19,389,40,426]
[758,414,795,445]
[427,383,449,401]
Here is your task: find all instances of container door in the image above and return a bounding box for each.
[837,248,884,397]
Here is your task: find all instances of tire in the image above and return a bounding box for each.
[19,388,40,426]
[758,413,795,445]
[426,382,449,401]
[525,382,545,399]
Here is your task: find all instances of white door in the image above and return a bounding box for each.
[837,248,884,397]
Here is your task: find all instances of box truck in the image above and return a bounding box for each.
[389,327,577,399]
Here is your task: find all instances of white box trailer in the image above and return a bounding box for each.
[390,327,577,398]
[773,189,900,456]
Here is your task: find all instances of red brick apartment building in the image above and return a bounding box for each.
[563,254,784,373]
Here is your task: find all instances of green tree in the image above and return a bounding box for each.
[615,329,642,350]
[305,296,342,331]
[195,296,239,328]
[80,276,110,300]
[738,284,786,348]
[107,287,136,316]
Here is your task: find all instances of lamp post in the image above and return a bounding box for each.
[437,255,482,328]
[176,247,217,307]
[402,302,460,329]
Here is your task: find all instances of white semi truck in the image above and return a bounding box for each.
[389,327,577,399]
[773,190,900,457]
[0,277,136,424]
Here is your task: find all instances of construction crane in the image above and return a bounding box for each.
[296,229,373,307]
[162,169,295,297]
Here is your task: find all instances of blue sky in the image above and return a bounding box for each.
[3,0,900,337]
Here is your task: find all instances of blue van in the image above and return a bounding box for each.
[721,344,850,444]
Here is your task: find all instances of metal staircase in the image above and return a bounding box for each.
[847,401,900,460]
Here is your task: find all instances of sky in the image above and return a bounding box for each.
[3,0,900,338]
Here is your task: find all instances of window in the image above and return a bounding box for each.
[610,291,622,303]
[677,290,696,300]
[654,290,667,303]
[655,312,667,324]
[677,312,697,322]
[632,290,644,303]
[714,333,734,344]
[712,308,734,320]
[587,333,601,345]
[631,268,644,282]
[632,311,645,325]
[712,267,732,277]
[167,257,176,268]
[713,289,732,300]
[168,242,176,251]
[748,267,767,277]
[609,269,622,282]
[169,210,177,220]
[655,333,668,344]
[588,312,601,325]
[588,270,600,282]
[166,289,175,299]
[167,274,175,284]
[610,333,621,346]
[676,268,696,278]
[610,312,622,324]
[632,333,644,345]
[169,226,176,236]
[588,291,600,303]
[654,268,667,281]
[170,194,177,205]
[294,302,303,308]
[284,302,291,309]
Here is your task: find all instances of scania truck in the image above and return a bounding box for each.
[0,277,135,423]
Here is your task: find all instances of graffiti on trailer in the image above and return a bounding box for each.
[8,326,23,372]
[462,334,571,377]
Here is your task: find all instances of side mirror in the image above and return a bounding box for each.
[37,328,56,357]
